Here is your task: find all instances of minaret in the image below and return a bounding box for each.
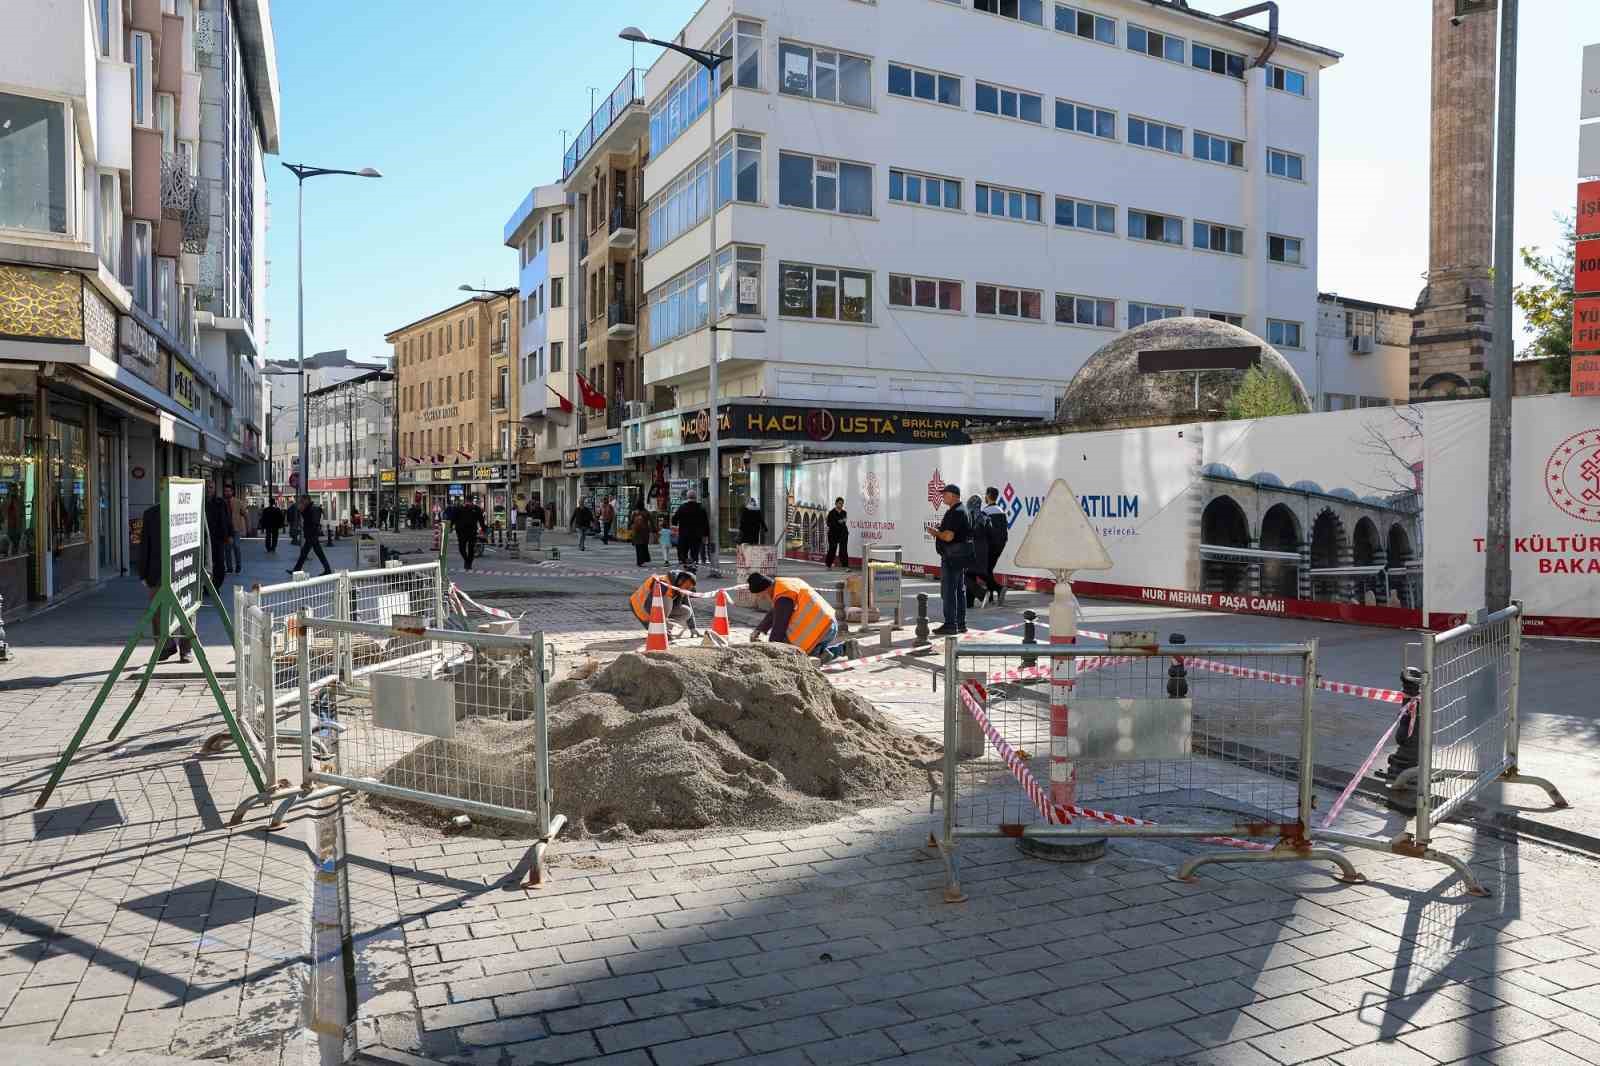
[1410,0,1498,400]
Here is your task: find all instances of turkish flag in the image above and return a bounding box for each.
[576,374,607,411]
[548,384,575,413]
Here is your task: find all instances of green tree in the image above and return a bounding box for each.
[1513,215,1574,392]
[1226,366,1305,419]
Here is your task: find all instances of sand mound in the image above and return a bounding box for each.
[376,643,940,835]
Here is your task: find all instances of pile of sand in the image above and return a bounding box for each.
[375,643,941,835]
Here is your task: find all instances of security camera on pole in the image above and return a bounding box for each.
[1011,478,1114,861]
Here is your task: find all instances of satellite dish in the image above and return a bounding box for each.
[1012,479,1113,573]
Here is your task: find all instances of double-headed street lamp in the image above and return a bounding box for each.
[459,285,520,536]
[282,163,381,507]
[620,26,730,576]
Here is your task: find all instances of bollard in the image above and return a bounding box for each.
[1019,609,1038,668]
[913,592,931,646]
[1386,666,1425,779]
[1166,632,1188,698]
[0,591,10,661]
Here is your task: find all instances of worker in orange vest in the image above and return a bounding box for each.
[628,569,700,637]
[746,573,842,662]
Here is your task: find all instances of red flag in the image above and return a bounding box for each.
[547,384,575,413]
[575,374,607,411]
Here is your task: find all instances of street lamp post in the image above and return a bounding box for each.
[459,285,520,541]
[282,163,381,512]
[620,27,730,575]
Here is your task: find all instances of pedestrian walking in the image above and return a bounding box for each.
[964,494,992,609]
[453,495,487,570]
[825,497,848,568]
[260,496,285,553]
[204,481,231,591]
[289,495,333,576]
[929,484,973,635]
[739,498,768,545]
[225,486,247,573]
[288,498,302,545]
[136,502,190,662]
[982,486,1009,606]
[571,499,595,551]
[600,497,616,545]
[630,507,652,567]
[672,491,709,569]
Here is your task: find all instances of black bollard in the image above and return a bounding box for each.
[914,593,931,646]
[1020,609,1038,668]
[1166,632,1188,698]
[1385,666,1425,779]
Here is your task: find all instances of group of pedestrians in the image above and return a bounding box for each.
[929,484,1009,635]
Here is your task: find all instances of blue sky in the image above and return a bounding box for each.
[263,0,1590,365]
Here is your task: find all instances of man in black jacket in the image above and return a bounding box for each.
[929,484,972,635]
[453,495,488,570]
[981,486,1009,606]
[738,498,768,545]
[137,502,189,661]
[260,496,285,553]
[289,495,333,576]
[825,498,848,568]
[204,481,231,590]
[672,491,709,569]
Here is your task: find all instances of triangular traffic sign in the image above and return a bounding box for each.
[1013,478,1113,572]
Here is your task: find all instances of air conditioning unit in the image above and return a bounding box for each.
[1351,335,1376,355]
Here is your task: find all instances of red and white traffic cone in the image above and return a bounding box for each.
[645,579,670,652]
[712,589,731,639]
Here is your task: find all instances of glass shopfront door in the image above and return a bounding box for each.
[97,432,119,573]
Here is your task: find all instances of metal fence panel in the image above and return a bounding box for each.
[1417,607,1517,835]
[233,594,273,783]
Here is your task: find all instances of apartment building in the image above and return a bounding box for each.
[622,0,1338,532]
[1315,294,1410,411]
[387,295,520,523]
[304,368,393,526]
[504,184,583,516]
[0,0,278,614]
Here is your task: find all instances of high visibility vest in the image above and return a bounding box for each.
[629,575,689,626]
[771,578,836,654]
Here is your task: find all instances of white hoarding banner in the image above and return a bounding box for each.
[166,478,205,618]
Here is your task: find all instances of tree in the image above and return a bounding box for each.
[1513,215,1574,392]
[1226,366,1305,419]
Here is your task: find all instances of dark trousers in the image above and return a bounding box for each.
[825,534,847,568]
[678,537,702,568]
[635,540,650,566]
[265,527,280,552]
[210,536,227,591]
[293,535,332,574]
[939,563,967,630]
[457,533,478,570]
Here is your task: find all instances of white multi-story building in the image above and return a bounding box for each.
[1314,293,1410,411]
[625,0,1340,527]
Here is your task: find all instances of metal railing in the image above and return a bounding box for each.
[562,67,646,179]
[609,204,639,234]
[607,300,636,328]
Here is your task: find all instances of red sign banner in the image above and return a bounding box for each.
[1578,239,1600,295]
[1580,180,1600,238]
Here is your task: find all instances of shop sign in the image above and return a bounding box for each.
[172,362,199,411]
[641,413,681,452]
[430,468,453,482]
[380,469,397,484]
[452,465,474,479]
[678,404,1028,447]
[473,464,502,480]
[118,316,159,370]
[420,405,461,424]
[309,478,350,491]
[580,443,623,469]
[562,449,580,470]
[449,483,465,497]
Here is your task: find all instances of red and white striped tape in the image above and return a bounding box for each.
[447,583,516,621]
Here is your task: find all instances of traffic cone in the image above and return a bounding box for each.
[712,589,731,639]
[645,579,670,652]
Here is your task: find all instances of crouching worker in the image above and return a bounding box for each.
[629,569,700,638]
[747,573,844,662]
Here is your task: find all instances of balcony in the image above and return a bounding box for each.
[607,205,638,249]
[491,392,508,412]
[606,301,636,339]
[181,178,209,254]
[490,337,507,355]
[562,68,646,181]
[578,320,589,346]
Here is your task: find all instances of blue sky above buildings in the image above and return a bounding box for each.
[262,0,1588,365]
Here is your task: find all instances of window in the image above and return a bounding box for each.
[0,94,70,235]
[778,152,872,217]
[1054,98,1115,139]
[1192,42,1247,79]
[716,132,761,208]
[130,221,152,309]
[647,155,711,252]
[779,263,872,323]
[1194,131,1244,168]
[1194,220,1244,255]
[1199,310,1243,326]
[550,341,563,372]
[1055,293,1115,328]
[889,274,962,312]
[887,63,961,107]
[649,61,714,157]
[552,214,564,242]
[647,258,713,347]
[1054,195,1115,233]
[716,244,762,316]
[98,0,112,55]
[1054,4,1116,44]
[975,0,1044,25]
[1268,234,1303,265]
[551,277,563,308]
[131,32,153,126]
[975,182,1041,223]
[1267,148,1305,181]
[1127,24,1185,63]
[156,258,176,333]
[1128,116,1182,154]
[1268,318,1304,348]
[713,18,762,94]
[976,81,1043,124]
[888,168,961,211]
[779,42,871,108]
[1129,209,1183,245]
[156,93,175,154]
[1129,301,1182,327]
[976,284,1043,321]
[1267,64,1308,96]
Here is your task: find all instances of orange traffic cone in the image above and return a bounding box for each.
[712,589,731,638]
[645,579,670,652]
